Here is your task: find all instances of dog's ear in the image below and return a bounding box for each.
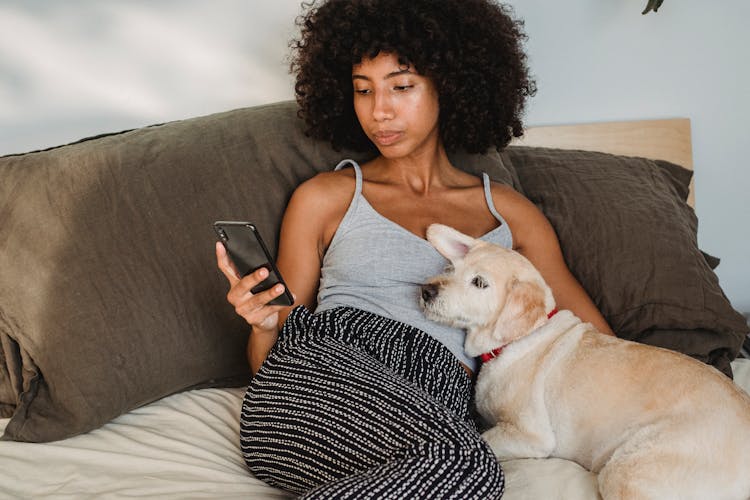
[495,278,548,343]
[426,224,478,262]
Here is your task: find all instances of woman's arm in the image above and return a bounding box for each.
[495,185,615,336]
[216,174,336,375]
[215,246,289,375]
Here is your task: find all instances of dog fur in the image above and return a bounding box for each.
[421,223,750,500]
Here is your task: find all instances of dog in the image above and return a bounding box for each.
[420,223,750,500]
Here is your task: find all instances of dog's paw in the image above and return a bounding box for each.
[481,424,555,460]
[481,426,509,458]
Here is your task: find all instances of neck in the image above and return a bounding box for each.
[480,308,559,364]
[375,144,454,195]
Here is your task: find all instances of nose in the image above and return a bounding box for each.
[421,284,439,303]
[373,92,394,121]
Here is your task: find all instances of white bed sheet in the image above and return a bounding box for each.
[0,388,288,500]
[2,359,749,500]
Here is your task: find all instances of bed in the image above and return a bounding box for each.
[1,101,748,499]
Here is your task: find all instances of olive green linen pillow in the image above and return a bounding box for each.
[0,100,516,442]
[501,146,748,377]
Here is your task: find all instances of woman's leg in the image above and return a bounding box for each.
[240,307,504,499]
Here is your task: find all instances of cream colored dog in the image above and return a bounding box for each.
[420,223,750,500]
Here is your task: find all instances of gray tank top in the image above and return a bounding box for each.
[316,159,513,371]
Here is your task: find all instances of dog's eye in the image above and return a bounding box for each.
[444,264,455,274]
[471,276,489,289]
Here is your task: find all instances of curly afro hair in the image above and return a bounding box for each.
[290,0,536,154]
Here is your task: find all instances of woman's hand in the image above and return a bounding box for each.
[215,241,290,333]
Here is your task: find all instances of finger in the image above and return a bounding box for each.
[253,282,287,307]
[227,266,271,304]
[234,284,288,322]
[234,280,286,312]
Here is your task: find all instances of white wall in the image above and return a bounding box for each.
[507,0,750,313]
[0,1,297,153]
[0,0,747,313]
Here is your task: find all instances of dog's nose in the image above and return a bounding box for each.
[421,284,438,303]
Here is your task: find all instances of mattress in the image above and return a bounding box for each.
[2,358,749,500]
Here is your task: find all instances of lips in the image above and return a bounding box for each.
[372,130,403,146]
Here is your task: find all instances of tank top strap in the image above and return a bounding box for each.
[334,159,363,195]
[482,172,505,224]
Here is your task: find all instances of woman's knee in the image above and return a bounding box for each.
[455,440,505,498]
[404,438,504,498]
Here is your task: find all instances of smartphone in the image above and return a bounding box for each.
[213,221,294,307]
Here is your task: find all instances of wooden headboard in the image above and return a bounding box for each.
[513,118,694,206]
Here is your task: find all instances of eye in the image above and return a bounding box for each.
[393,85,413,92]
[354,88,371,95]
[471,276,489,289]
[444,263,455,274]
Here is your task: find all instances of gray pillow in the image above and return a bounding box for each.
[501,146,748,377]
[0,100,516,442]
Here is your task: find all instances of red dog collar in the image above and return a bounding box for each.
[479,308,558,363]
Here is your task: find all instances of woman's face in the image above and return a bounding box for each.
[352,52,441,159]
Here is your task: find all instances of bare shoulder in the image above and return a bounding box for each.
[293,169,355,202]
[487,180,555,251]
[486,180,543,221]
[284,168,358,250]
[288,169,357,213]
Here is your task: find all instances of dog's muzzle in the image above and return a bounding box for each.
[421,284,439,303]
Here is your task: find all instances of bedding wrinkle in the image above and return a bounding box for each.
[1,386,289,499]
[1,359,749,498]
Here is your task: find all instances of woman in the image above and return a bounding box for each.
[216,0,613,497]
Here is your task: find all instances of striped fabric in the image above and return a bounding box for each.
[240,306,504,499]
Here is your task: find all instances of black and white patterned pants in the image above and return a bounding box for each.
[240,306,504,499]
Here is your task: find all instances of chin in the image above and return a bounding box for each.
[370,139,414,159]
[422,304,469,329]
[375,146,406,159]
